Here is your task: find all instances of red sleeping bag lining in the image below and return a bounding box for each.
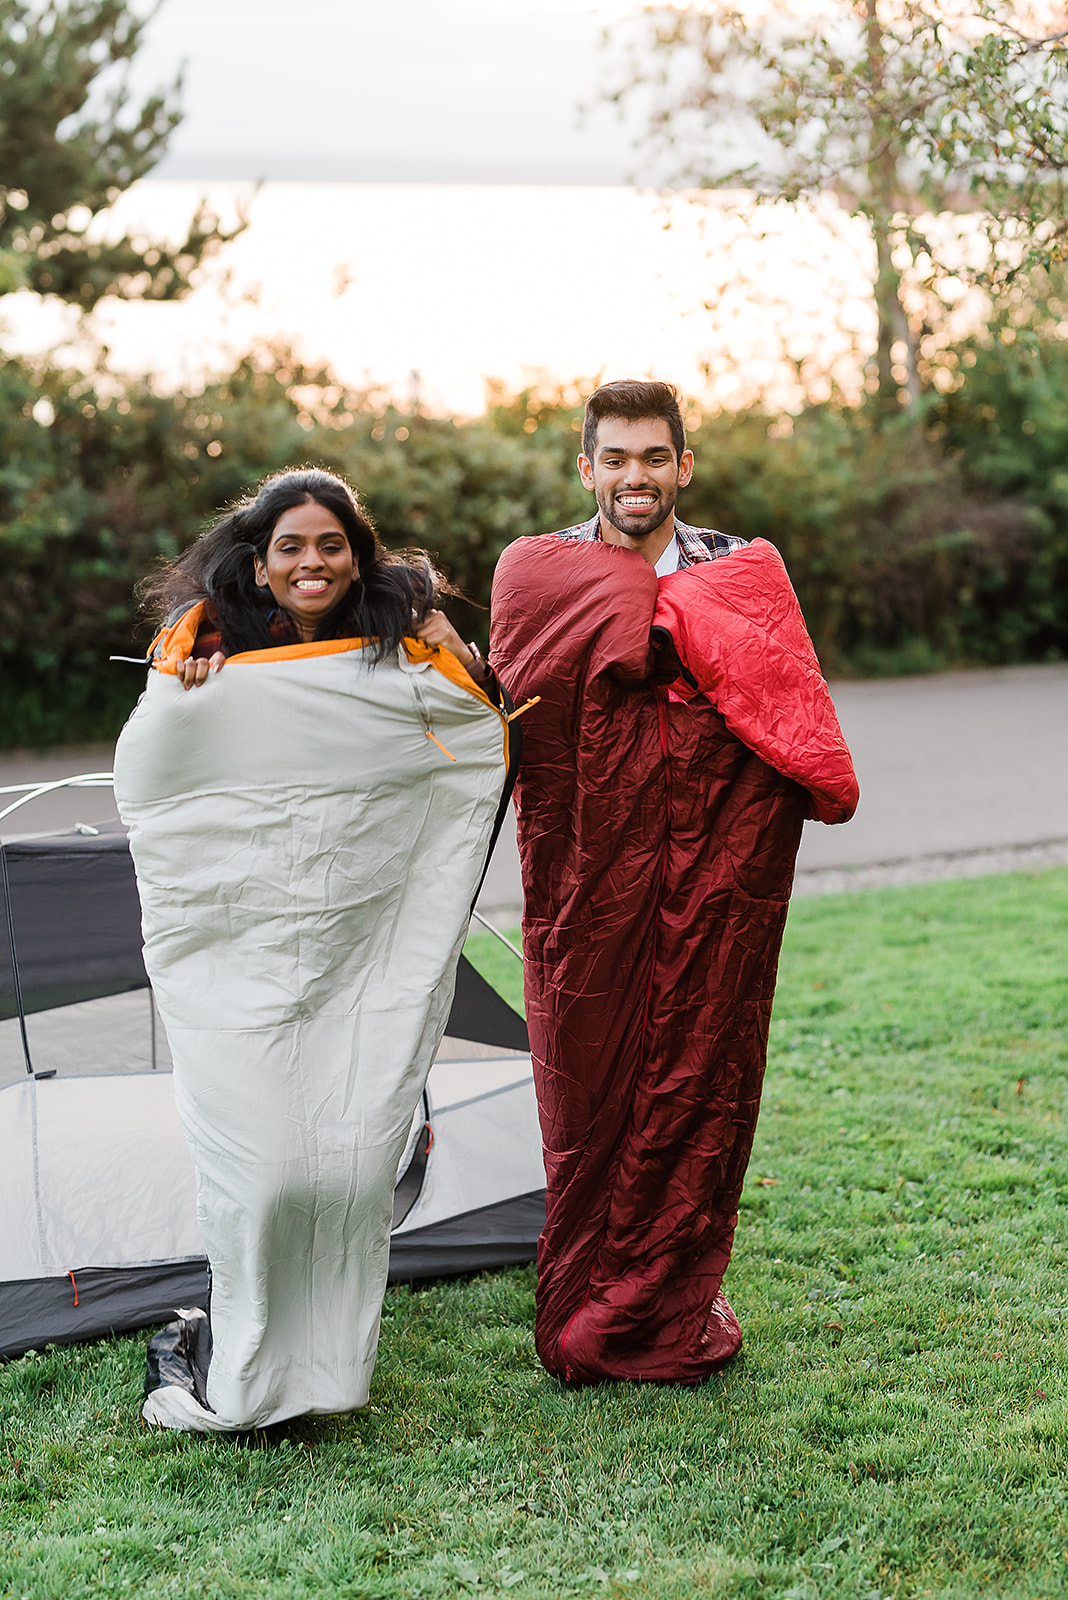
[491,535,858,1384]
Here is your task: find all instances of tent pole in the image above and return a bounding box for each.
[470,909,523,964]
[0,774,115,826]
[0,847,34,1078]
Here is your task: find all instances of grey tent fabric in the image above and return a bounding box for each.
[0,822,543,1363]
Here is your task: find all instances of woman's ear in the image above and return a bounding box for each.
[252,555,269,588]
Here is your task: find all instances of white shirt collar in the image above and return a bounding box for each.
[654,534,682,578]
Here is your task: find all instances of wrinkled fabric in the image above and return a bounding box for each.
[653,541,858,825]
[491,535,857,1384]
[114,643,507,1429]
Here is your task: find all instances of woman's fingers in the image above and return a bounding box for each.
[176,653,226,690]
[416,610,472,665]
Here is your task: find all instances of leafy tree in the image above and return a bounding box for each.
[608,0,1068,412]
[0,0,231,310]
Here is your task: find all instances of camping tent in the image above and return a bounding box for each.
[0,817,543,1361]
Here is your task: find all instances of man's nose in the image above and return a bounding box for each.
[623,461,649,485]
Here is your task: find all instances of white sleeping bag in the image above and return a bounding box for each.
[113,643,508,1429]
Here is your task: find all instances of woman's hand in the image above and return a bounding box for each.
[415,610,496,690]
[175,652,226,690]
[415,609,474,668]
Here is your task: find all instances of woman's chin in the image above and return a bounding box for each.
[282,591,352,637]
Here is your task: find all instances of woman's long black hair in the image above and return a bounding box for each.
[141,469,452,663]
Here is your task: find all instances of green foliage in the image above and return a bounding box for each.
[308,383,589,646]
[680,399,1064,673]
[2,869,1067,1597]
[0,0,234,309]
[2,333,1066,747]
[0,355,307,744]
[934,326,1068,507]
[0,356,590,746]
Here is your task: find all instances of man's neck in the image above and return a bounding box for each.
[598,513,677,568]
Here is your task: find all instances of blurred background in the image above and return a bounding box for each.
[1,0,1066,895]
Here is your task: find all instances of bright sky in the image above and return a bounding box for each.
[131,0,651,184]
[4,0,891,414]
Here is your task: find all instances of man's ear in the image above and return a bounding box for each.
[678,449,695,489]
[577,453,596,491]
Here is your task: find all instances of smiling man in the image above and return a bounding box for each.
[570,380,745,574]
[491,379,859,1387]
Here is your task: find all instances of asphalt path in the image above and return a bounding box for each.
[2,662,1065,911]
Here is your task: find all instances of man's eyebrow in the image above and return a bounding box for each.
[597,445,674,459]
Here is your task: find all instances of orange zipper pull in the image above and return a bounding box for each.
[426,730,457,762]
[506,696,541,723]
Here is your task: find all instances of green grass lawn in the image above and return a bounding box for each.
[3,870,1067,1599]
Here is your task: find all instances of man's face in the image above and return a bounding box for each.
[577,416,694,545]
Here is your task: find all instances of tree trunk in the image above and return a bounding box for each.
[865,0,920,420]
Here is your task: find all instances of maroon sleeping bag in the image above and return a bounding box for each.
[490,535,858,1384]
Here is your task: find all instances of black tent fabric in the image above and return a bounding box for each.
[0,822,527,1050]
[0,824,148,1022]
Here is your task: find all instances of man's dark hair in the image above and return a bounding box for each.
[582,379,686,465]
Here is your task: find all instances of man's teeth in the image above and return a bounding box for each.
[618,495,656,507]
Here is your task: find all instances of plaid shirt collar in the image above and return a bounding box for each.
[554,512,746,567]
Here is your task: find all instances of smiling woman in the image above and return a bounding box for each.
[115,465,512,1433]
[141,468,487,690]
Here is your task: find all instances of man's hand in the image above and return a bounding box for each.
[175,652,226,690]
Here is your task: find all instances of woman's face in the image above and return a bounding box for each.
[253,500,356,641]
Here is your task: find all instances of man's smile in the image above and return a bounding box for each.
[578,412,694,560]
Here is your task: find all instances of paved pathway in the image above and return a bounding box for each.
[3,663,1065,910]
[478,662,1068,913]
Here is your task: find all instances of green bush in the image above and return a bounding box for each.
[1,344,1065,749]
[680,404,1058,675]
[0,356,309,745]
[0,358,588,746]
